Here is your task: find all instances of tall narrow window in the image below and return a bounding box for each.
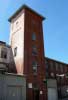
[32,45,37,56]
[56,62,58,71]
[14,47,17,57]
[50,61,53,70]
[32,61,37,75]
[60,64,63,73]
[32,33,36,40]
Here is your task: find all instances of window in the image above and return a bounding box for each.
[45,60,49,70]
[56,62,58,71]
[50,61,53,70]
[32,61,37,67]
[33,83,38,89]
[16,21,19,25]
[16,21,18,25]
[32,61,37,75]
[1,48,7,59]
[14,47,17,57]
[60,64,63,73]
[46,72,49,78]
[32,45,37,55]
[32,33,36,40]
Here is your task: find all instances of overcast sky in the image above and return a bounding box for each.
[0,0,68,63]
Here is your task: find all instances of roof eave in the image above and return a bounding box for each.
[8,4,46,22]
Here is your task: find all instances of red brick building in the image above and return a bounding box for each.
[8,4,68,100]
[45,57,68,100]
[8,5,47,100]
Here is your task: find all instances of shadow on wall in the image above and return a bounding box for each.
[8,47,17,73]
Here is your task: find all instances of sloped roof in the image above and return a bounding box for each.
[8,4,45,22]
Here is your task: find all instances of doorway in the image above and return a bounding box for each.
[48,88,58,100]
[33,89,39,100]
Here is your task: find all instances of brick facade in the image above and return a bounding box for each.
[9,5,47,100]
[45,57,68,99]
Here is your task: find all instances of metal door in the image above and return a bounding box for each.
[48,88,58,100]
[7,86,22,100]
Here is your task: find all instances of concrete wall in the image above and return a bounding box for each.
[0,73,26,100]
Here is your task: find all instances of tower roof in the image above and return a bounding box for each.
[8,4,45,22]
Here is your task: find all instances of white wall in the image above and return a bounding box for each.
[9,10,25,74]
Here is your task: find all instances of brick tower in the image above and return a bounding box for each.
[9,5,47,100]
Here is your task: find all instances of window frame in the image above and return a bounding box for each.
[32,45,37,56]
[32,33,36,41]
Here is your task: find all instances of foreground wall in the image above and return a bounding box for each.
[47,79,58,100]
[0,73,26,100]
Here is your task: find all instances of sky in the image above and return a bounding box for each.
[0,0,68,63]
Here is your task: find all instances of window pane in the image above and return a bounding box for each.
[45,60,48,70]
[50,61,54,70]
[33,68,37,75]
[32,61,37,67]
[32,33,36,40]
[32,61,37,75]
[56,62,58,71]
[32,45,37,55]
[60,64,63,73]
